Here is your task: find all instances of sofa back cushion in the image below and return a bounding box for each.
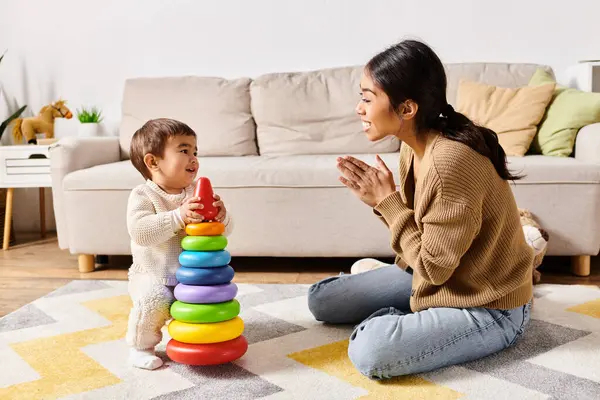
[118,63,552,159]
[250,66,400,155]
[119,76,257,159]
[444,62,554,106]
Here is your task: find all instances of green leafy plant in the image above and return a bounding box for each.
[0,50,27,142]
[76,106,103,123]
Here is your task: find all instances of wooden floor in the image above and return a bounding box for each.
[1,233,599,317]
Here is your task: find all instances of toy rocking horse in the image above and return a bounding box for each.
[12,99,72,144]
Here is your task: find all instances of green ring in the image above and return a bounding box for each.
[170,299,241,323]
[181,235,228,251]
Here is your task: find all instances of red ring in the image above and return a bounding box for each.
[166,335,248,365]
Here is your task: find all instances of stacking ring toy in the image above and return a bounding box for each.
[181,235,228,252]
[175,265,234,285]
[186,222,225,236]
[179,250,231,268]
[170,299,240,323]
[166,336,248,365]
[168,316,244,344]
[174,282,238,303]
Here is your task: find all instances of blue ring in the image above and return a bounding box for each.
[176,265,235,285]
[179,250,231,268]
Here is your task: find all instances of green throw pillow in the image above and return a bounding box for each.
[528,68,600,157]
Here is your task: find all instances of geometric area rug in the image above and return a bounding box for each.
[1,281,599,400]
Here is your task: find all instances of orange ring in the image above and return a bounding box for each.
[186,222,225,236]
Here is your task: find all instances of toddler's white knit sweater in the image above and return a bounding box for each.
[126,180,233,286]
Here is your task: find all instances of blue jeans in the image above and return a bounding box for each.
[307,265,531,379]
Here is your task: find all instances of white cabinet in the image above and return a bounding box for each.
[0,145,51,250]
[0,145,51,188]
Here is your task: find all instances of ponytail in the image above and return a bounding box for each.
[435,104,523,181]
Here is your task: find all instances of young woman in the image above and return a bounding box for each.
[307,40,534,380]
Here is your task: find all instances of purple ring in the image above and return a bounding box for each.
[174,283,238,304]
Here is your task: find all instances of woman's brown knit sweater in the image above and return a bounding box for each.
[374,134,533,312]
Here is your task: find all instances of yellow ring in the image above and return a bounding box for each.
[186,222,225,236]
[168,316,244,344]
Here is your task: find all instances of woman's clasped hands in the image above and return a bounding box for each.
[336,155,397,207]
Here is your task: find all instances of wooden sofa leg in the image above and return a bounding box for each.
[78,254,96,273]
[571,255,591,277]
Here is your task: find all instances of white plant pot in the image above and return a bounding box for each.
[78,123,100,137]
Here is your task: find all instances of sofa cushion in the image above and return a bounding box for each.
[63,153,600,192]
[456,79,556,156]
[528,68,600,157]
[119,76,257,159]
[507,155,600,183]
[63,153,401,191]
[250,66,400,156]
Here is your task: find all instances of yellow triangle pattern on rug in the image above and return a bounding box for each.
[566,297,600,319]
[0,295,132,400]
[288,339,463,400]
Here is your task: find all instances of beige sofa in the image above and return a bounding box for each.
[49,63,600,275]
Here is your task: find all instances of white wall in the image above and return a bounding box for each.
[1,0,599,232]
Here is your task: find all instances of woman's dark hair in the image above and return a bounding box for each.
[366,39,522,181]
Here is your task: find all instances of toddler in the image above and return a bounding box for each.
[125,118,234,370]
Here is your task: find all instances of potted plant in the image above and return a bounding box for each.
[76,106,103,137]
[0,51,27,145]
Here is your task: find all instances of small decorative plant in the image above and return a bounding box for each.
[76,106,103,137]
[76,106,103,124]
